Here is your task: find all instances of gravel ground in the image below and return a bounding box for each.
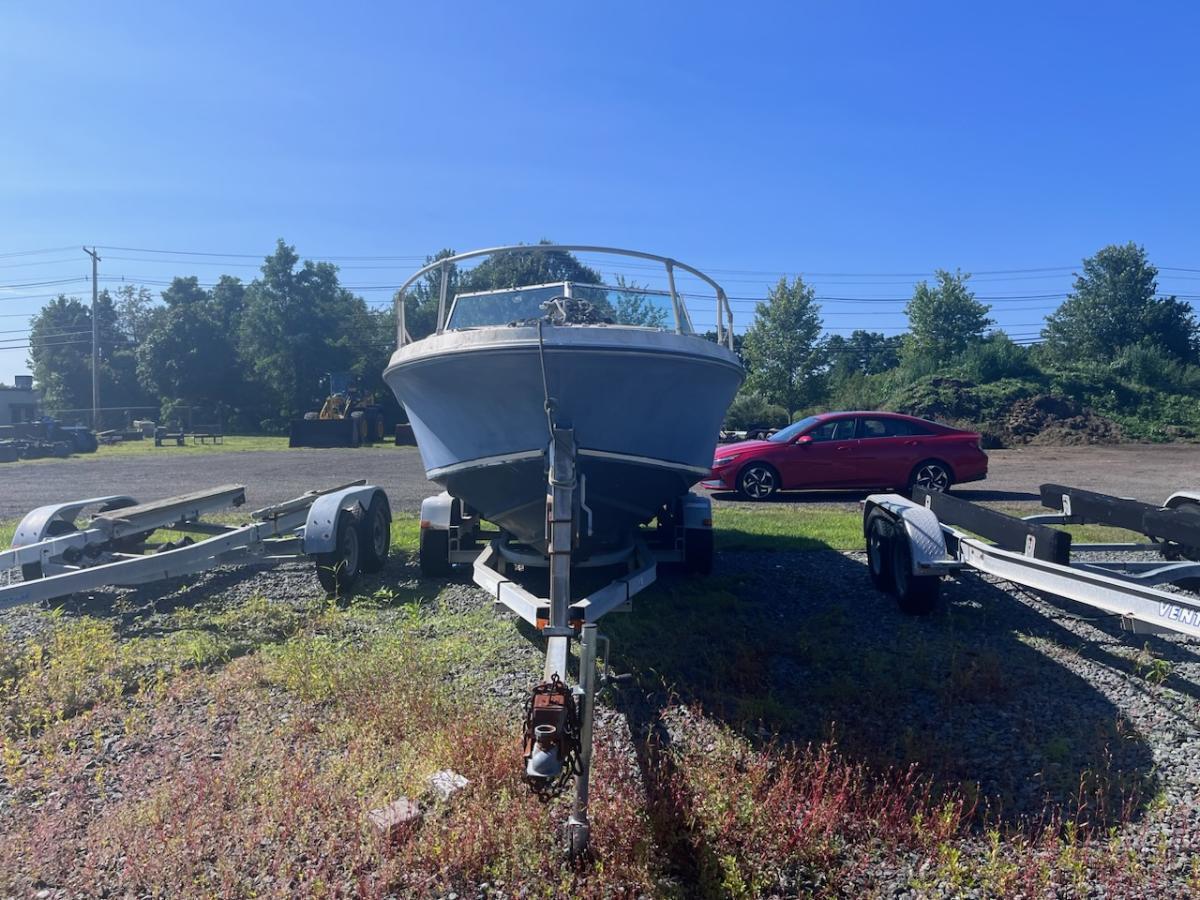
[3,537,1200,894]
[1,442,1197,519]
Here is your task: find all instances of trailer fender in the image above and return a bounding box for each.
[12,495,137,547]
[420,491,457,532]
[680,492,713,530]
[1165,491,1200,509]
[303,486,386,555]
[863,494,949,573]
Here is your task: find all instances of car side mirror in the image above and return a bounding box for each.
[795,434,813,445]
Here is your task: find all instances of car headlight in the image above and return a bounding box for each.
[713,456,737,468]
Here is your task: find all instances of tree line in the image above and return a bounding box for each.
[728,242,1200,433]
[26,240,1200,436]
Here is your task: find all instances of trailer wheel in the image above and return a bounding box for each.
[358,495,391,573]
[1157,499,1200,562]
[865,512,894,592]
[20,520,77,580]
[419,528,452,577]
[684,528,714,575]
[315,513,361,598]
[890,534,939,615]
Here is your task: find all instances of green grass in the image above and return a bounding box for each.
[14,435,423,463]
[714,503,1143,551]
[0,504,1147,558]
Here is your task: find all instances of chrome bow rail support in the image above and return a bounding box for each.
[393,244,736,351]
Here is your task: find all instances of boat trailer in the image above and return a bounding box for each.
[863,483,1200,637]
[0,481,392,609]
[418,428,714,856]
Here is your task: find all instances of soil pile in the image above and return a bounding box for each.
[892,376,1123,448]
[1003,394,1123,446]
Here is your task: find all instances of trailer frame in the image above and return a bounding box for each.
[862,483,1200,638]
[1,481,391,609]
[416,428,714,856]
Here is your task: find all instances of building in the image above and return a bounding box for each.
[0,375,40,425]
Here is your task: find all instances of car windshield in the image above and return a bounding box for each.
[768,415,822,442]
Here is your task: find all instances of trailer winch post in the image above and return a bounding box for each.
[545,428,576,639]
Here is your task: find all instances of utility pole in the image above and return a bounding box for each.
[83,247,101,429]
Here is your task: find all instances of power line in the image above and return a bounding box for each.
[0,246,78,259]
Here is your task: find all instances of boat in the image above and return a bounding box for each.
[383,245,745,558]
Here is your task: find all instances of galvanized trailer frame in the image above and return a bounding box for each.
[1,481,391,609]
[862,483,1200,638]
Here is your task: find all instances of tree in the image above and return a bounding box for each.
[826,330,903,379]
[607,274,668,328]
[28,295,93,414]
[459,242,601,293]
[1042,243,1199,365]
[741,276,826,419]
[903,270,993,362]
[397,248,458,341]
[28,291,151,422]
[238,240,370,429]
[112,284,161,345]
[137,276,250,426]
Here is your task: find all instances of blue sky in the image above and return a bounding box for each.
[2,1,1198,378]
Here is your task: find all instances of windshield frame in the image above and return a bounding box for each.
[767,415,823,443]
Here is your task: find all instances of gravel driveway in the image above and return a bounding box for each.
[1,442,1196,519]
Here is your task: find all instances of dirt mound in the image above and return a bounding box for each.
[891,376,1124,447]
[1002,394,1123,446]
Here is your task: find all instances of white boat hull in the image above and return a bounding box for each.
[385,325,743,551]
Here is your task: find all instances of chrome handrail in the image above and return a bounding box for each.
[395,244,734,351]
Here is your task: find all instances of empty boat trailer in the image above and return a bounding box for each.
[863,482,1200,636]
[0,481,391,608]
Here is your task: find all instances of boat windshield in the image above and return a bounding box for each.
[768,416,821,442]
[395,245,735,351]
[447,281,690,332]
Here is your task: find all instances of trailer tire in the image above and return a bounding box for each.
[865,512,894,592]
[890,533,939,615]
[684,527,714,575]
[358,495,391,573]
[314,513,361,599]
[419,528,452,578]
[1157,499,1200,562]
[20,519,78,581]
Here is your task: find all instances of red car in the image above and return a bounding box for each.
[705,411,988,500]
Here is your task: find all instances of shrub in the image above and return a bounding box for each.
[725,391,788,429]
[957,334,1037,383]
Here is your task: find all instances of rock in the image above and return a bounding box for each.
[428,769,469,801]
[366,797,422,842]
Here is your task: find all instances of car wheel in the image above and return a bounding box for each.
[908,460,952,495]
[737,464,778,501]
